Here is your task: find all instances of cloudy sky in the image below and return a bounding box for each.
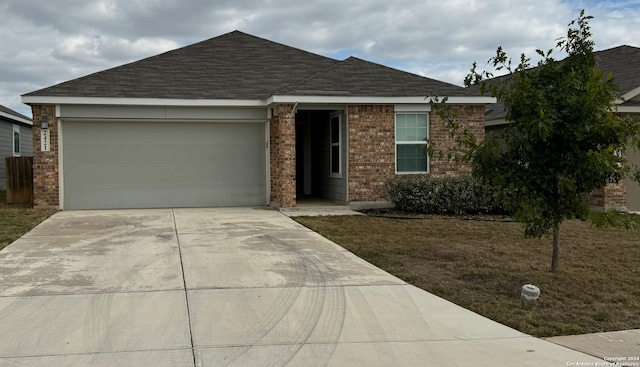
[1,0,639,118]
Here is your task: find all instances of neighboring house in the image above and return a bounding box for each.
[22,31,493,210]
[0,104,33,191]
[484,45,640,212]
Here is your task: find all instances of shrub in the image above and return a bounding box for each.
[386,175,508,215]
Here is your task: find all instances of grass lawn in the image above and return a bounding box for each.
[295,212,640,337]
[0,190,57,251]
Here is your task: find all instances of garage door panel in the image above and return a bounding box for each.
[65,126,264,163]
[63,121,266,209]
[68,185,265,209]
[66,161,265,186]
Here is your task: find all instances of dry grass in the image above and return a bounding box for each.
[0,190,56,251]
[295,212,640,337]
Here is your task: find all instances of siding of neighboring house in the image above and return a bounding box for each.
[625,110,640,212]
[0,121,10,190]
[486,116,640,212]
[626,145,640,212]
[20,125,33,157]
[0,121,33,190]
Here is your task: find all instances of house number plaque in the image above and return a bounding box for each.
[41,129,50,152]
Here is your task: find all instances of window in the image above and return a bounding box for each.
[12,125,20,156]
[330,113,341,177]
[395,113,428,173]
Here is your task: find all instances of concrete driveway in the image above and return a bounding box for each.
[0,208,602,366]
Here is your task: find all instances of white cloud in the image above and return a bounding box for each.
[1,0,639,117]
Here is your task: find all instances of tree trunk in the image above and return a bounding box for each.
[551,222,560,272]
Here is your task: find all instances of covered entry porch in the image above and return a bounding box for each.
[269,104,348,208]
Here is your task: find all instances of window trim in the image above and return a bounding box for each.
[395,112,429,174]
[330,112,342,178]
[12,124,20,157]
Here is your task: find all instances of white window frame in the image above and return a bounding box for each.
[330,112,342,178]
[12,124,20,157]
[395,113,429,174]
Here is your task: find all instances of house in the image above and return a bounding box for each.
[21,31,493,210]
[0,104,33,191]
[484,45,640,212]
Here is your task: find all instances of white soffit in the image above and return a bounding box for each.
[394,104,431,112]
[0,110,32,125]
[22,96,267,107]
[269,95,496,105]
[617,106,640,113]
[22,95,497,108]
[58,105,268,120]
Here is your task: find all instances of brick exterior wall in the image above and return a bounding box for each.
[589,182,627,210]
[429,105,485,176]
[347,105,396,202]
[347,104,485,203]
[607,181,628,210]
[269,104,296,208]
[31,104,59,208]
[28,102,484,209]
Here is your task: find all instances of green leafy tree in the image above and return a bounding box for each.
[461,11,640,272]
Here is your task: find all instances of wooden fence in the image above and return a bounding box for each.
[5,156,33,205]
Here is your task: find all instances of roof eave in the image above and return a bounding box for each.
[485,118,508,127]
[269,95,496,105]
[22,95,497,108]
[618,85,640,103]
[0,110,33,125]
[21,96,268,107]
[617,105,640,113]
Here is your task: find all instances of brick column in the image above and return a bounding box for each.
[269,104,296,208]
[31,104,59,208]
[589,182,627,211]
[603,181,627,210]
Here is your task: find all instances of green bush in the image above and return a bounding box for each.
[386,175,508,214]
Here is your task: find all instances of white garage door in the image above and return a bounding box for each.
[62,120,267,209]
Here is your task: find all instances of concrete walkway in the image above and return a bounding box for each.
[546,330,640,363]
[0,208,608,366]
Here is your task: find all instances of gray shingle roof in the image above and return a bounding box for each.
[24,31,476,100]
[595,45,640,96]
[276,56,477,97]
[484,45,640,122]
[0,104,31,121]
[25,31,338,100]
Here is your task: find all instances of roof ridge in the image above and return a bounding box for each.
[23,31,478,100]
[595,44,640,53]
[274,54,478,97]
[342,56,468,91]
[274,55,471,96]
[23,30,337,98]
[227,30,339,64]
[22,31,242,97]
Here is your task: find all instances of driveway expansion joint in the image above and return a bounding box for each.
[172,209,197,367]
